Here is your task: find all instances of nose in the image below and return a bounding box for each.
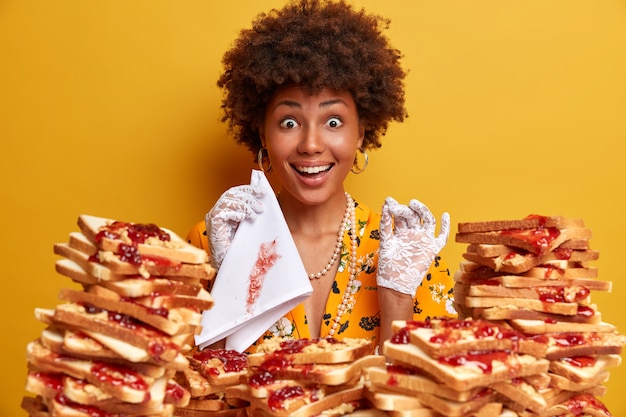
[297,126,325,154]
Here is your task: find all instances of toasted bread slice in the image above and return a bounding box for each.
[549,354,622,382]
[179,366,231,398]
[61,374,179,415]
[20,395,49,417]
[247,337,375,366]
[38,326,176,376]
[454,272,612,292]
[467,304,602,324]
[463,296,579,316]
[174,407,248,417]
[545,332,626,360]
[456,227,592,256]
[541,393,610,417]
[463,248,599,274]
[383,340,549,391]
[66,232,215,280]
[549,370,610,391]
[457,216,585,234]
[189,348,248,386]
[78,214,209,265]
[227,382,364,417]
[56,258,208,297]
[57,286,203,336]
[362,385,426,412]
[248,355,384,387]
[27,339,155,404]
[50,302,188,364]
[390,318,547,358]
[509,319,616,335]
[366,380,497,417]
[466,284,591,304]
[366,365,483,402]
[490,378,547,413]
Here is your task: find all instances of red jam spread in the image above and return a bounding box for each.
[552,333,586,347]
[258,355,294,372]
[192,349,247,374]
[564,394,610,416]
[438,350,509,374]
[553,247,573,260]
[165,381,187,402]
[267,385,307,410]
[249,370,276,388]
[386,364,421,385]
[536,286,589,303]
[56,395,110,417]
[428,319,522,346]
[577,305,595,318]
[501,226,560,255]
[278,338,317,353]
[90,363,149,391]
[31,372,63,392]
[120,297,169,318]
[95,221,170,244]
[390,327,411,344]
[561,356,597,368]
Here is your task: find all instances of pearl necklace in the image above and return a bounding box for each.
[328,193,358,337]
[308,193,352,280]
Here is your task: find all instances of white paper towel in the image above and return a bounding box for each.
[195,170,312,352]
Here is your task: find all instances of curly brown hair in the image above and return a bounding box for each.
[217,0,407,156]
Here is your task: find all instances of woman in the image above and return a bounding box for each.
[187,0,455,351]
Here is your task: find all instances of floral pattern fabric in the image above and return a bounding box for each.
[186,198,456,352]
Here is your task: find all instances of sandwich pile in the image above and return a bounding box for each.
[22,214,216,417]
[225,337,384,417]
[452,214,625,416]
[365,318,551,416]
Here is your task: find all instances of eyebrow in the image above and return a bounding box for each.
[272,98,348,111]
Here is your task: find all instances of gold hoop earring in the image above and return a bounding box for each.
[257,147,272,173]
[351,147,368,174]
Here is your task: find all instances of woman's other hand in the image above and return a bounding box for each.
[206,185,266,269]
[377,196,450,295]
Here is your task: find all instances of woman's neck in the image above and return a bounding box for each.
[278,190,348,237]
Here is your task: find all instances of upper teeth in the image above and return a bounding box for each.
[297,165,331,174]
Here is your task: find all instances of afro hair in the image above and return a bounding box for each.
[217,0,408,156]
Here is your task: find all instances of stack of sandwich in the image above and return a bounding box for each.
[453,214,625,416]
[173,347,249,417]
[365,318,551,417]
[22,214,216,417]
[225,337,384,417]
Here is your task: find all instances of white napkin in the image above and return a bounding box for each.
[195,170,313,352]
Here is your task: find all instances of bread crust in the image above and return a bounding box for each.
[457,216,585,234]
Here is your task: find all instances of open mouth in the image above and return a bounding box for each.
[294,164,333,176]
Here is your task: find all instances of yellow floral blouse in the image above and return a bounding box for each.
[186,199,456,351]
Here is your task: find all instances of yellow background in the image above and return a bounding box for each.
[1,0,625,415]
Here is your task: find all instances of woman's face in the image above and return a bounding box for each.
[261,86,364,206]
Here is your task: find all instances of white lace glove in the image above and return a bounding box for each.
[377,197,450,295]
[206,185,266,269]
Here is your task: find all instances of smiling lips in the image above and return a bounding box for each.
[295,164,332,175]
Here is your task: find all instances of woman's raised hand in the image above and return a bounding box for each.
[206,185,266,269]
[377,196,450,295]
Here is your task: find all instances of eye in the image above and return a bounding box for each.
[280,118,299,129]
[326,117,343,128]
